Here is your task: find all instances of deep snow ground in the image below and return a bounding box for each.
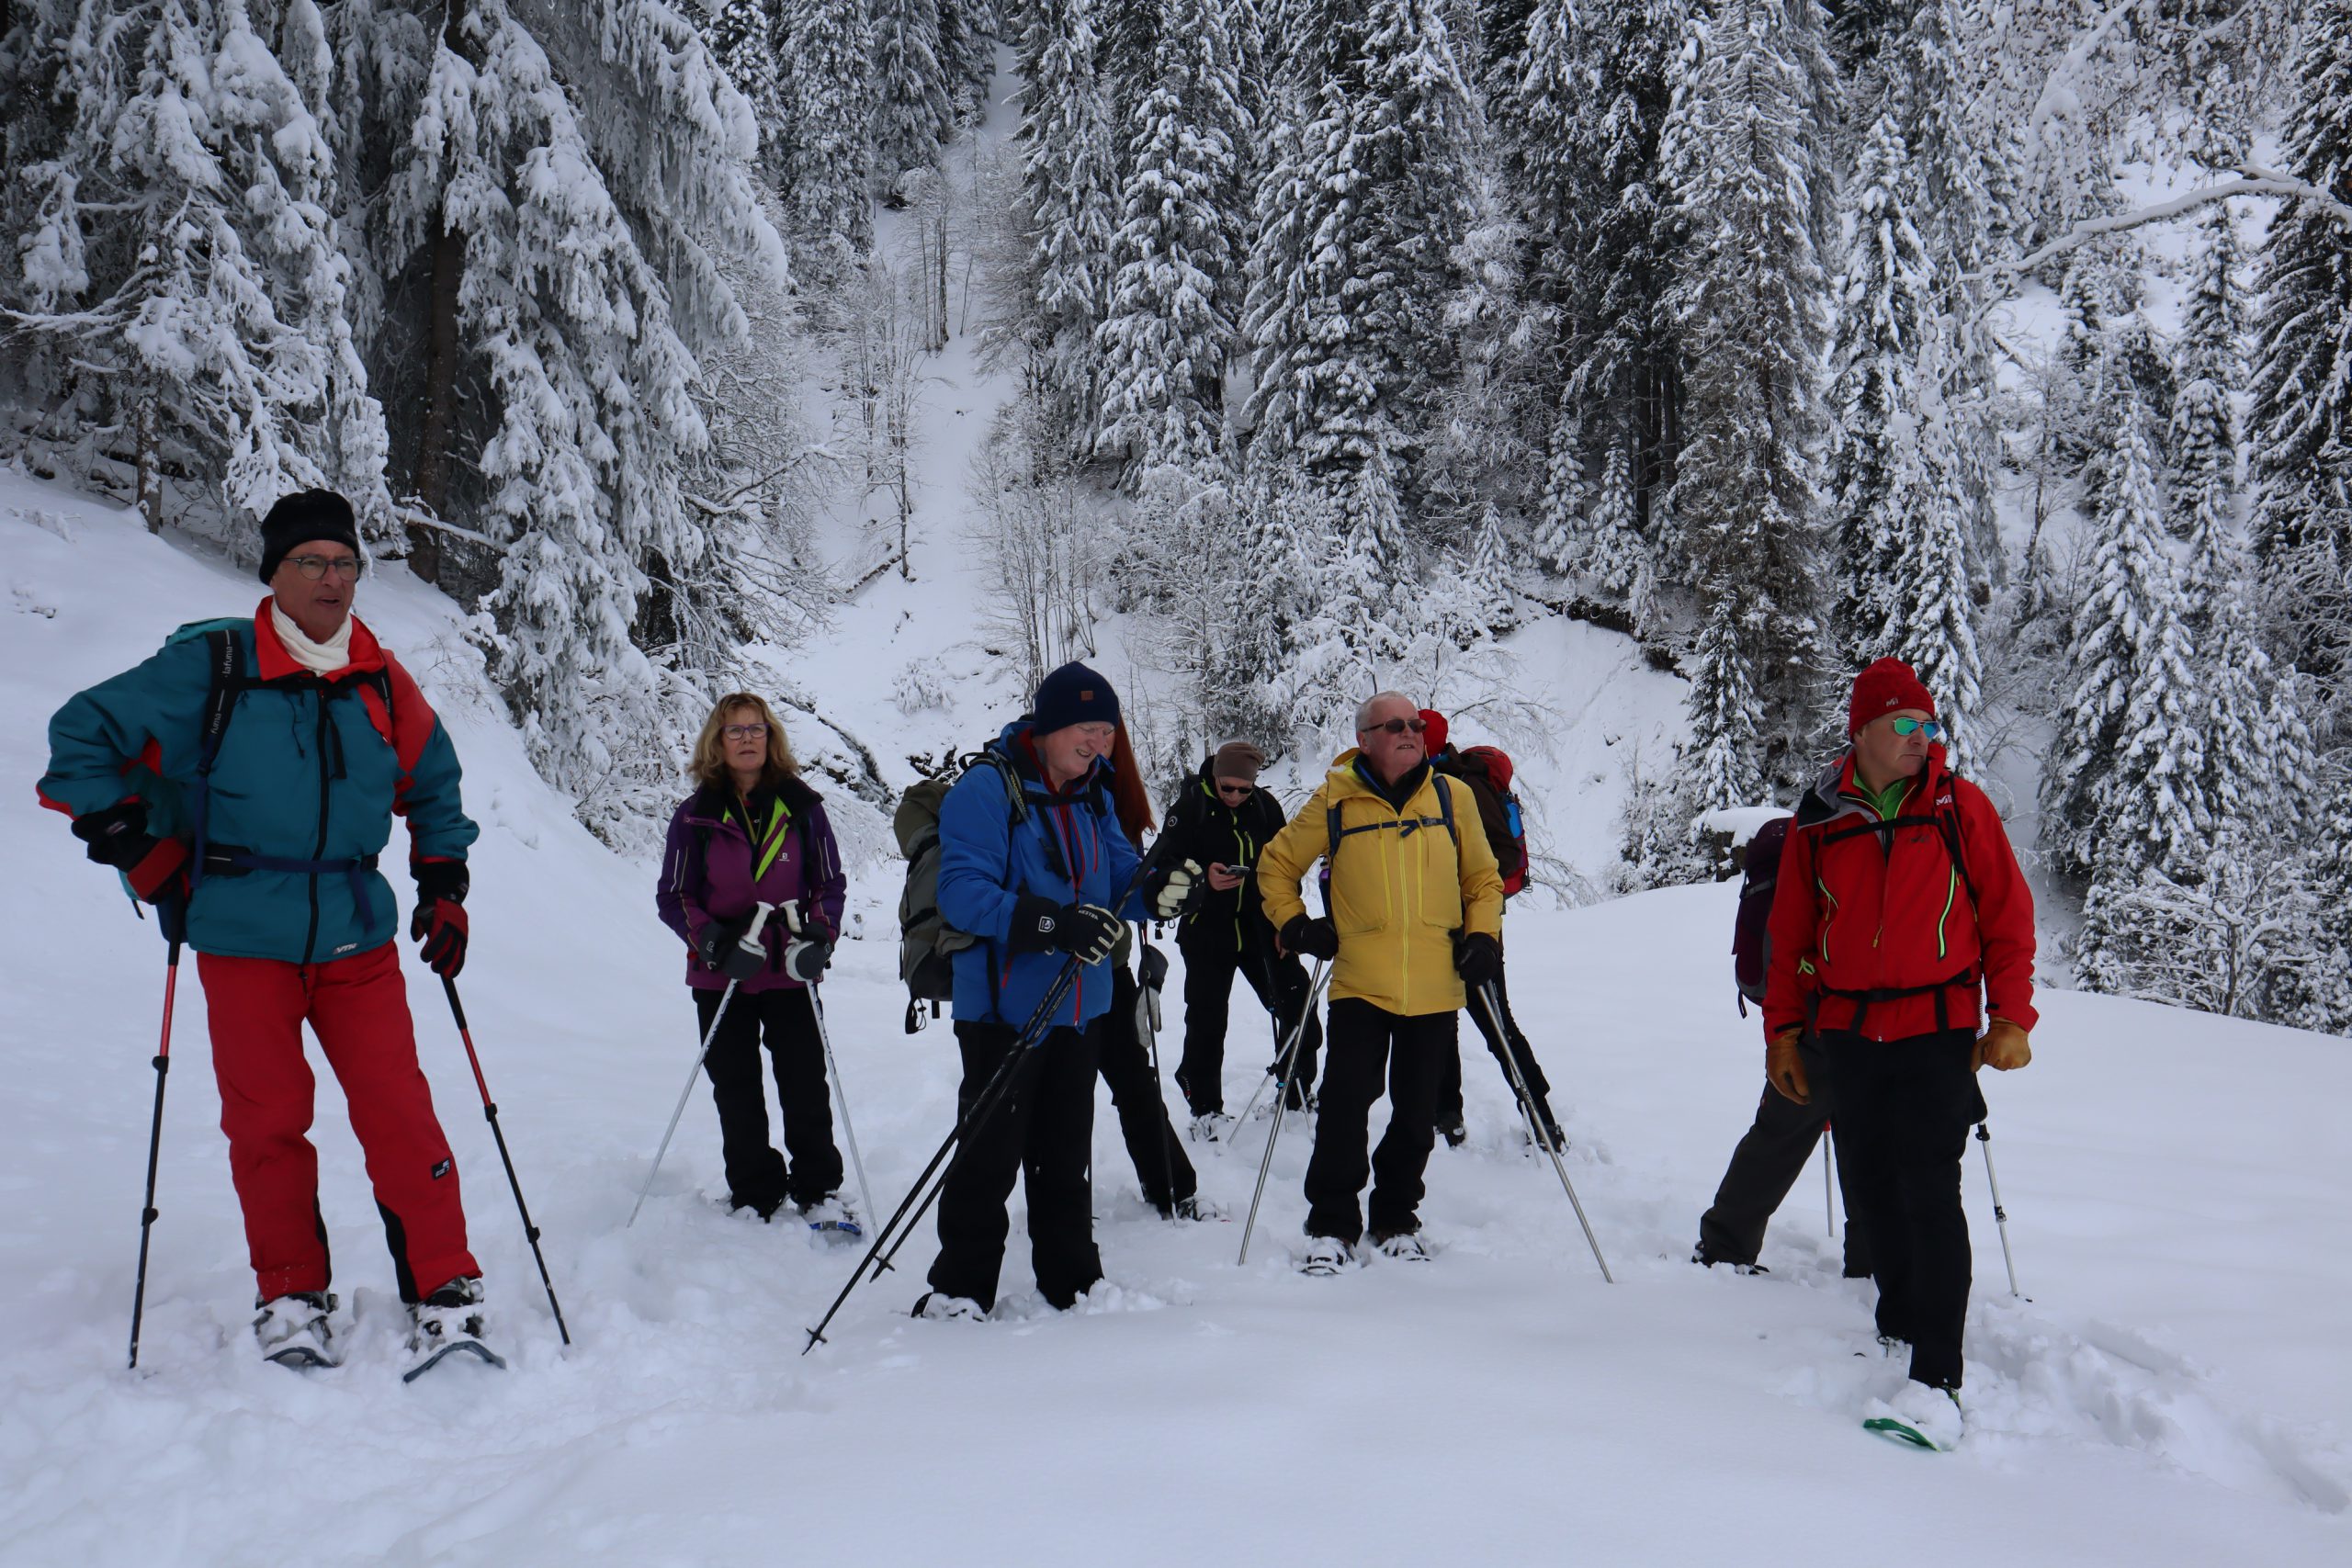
[3,475,2348,1567]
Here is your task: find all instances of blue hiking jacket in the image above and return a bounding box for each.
[40,602,477,964]
[938,723,1146,1029]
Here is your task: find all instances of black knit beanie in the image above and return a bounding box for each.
[256,490,361,584]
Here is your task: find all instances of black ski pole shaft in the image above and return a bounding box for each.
[127,936,183,1371]
[1478,982,1611,1283]
[1975,1120,2023,1298]
[442,976,571,1346]
[1236,958,1331,1266]
[805,836,1180,1351]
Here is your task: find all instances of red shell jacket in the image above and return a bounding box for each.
[1761,746,2037,1043]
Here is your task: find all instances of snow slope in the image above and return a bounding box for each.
[3,471,2348,1567]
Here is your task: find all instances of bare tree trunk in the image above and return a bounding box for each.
[409,215,463,586]
[133,382,162,535]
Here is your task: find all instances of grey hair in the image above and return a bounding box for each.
[1355,691,1415,731]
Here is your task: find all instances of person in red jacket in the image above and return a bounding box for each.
[1761,659,2035,1448]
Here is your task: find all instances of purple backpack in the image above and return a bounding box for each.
[1732,816,1793,1013]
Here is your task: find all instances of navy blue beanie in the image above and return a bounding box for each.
[1032,661,1120,736]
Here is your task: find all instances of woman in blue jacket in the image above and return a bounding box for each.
[913,663,1195,1320]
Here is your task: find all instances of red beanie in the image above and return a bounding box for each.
[1849,659,1936,736]
[1419,708,1449,753]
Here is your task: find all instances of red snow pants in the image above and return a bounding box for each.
[197,941,478,1303]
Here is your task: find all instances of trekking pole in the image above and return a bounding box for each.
[127,932,184,1371]
[1236,959,1332,1267]
[1975,1120,2024,1298]
[808,985,876,1228]
[628,903,775,1228]
[1477,983,1612,1283]
[805,839,1178,1352]
[1824,1121,1837,1237]
[1136,934,1180,1222]
[440,975,572,1346]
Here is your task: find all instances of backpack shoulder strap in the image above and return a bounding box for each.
[1432,772,1460,853]
[197,628,246,775]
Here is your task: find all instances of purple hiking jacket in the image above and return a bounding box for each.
[656,774,848,992]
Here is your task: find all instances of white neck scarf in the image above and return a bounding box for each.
[271,602,354,674]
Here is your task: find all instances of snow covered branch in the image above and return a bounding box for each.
[1984,165,2352,280]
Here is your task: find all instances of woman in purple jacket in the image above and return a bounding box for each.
[656,694,851,1222]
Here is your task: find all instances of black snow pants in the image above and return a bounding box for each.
[1175,939,1322,1114]
[1435,955,1554,1127]
[694,986,843,1215]
[1303,998,1451,1243]
[927,1018,1104,1312]
[1825,1028,1984,1389]
[1697,1032,1874,1277]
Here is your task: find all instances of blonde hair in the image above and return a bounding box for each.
[689,693,801,790]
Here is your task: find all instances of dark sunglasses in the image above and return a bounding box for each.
[1889,717,1943,739]
[1216,782,1253,796]
[1361,717,1426,736]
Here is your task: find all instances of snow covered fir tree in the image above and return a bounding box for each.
[1,0,2348,1036]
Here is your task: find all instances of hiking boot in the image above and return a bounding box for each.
[1691,1247,1769,1275]
[1439,1116,1468,1148]
[1282,1083,1316,1113]
[1170,1194,1227,1222]
[1371,1228,1430,1262]
[1864,1381,1964,1450]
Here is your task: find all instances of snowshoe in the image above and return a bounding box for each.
[1371,1228,1430,1262]
[1690,1248,1769,1275]
[402,1276,504,1383]
[1188,1112,1236,1144]
[1169,1194,1227,1223]
[910,1292,987,1323]
[1862,1382,1963,1451]
[1298,1235,1356,1276]
[254,1292,340,1370]
[799,1194,862,1239]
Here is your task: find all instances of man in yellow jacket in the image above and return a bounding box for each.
[1258,692,1506,1269]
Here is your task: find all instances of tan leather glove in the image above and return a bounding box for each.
[1975,1018,2032,1072]
[1766,1027,1810,1104]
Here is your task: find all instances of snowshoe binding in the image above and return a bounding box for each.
[402,1276,504,1383]
[1188,1112,1236,1144]
[1298,1235,1356,1276]
[910,1292,987,1323]
[1371,1228,1431,1262]
[800,1193,862,1239]
[254,1292,340,1370]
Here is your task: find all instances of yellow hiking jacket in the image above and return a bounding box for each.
[1258,750,1504,1018]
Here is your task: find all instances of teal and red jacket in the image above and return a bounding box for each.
[1761,746,2037,1043]
[39,600,477,964]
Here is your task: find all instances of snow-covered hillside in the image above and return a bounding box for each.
[2,471,2346,1566]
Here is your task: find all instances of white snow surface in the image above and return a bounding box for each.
[6,476,2351,1568]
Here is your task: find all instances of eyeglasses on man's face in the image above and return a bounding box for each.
[288,555,363,581]
[1360,716,1425,737]
[722,722,769,741]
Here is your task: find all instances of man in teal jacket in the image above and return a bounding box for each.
[40,491,489,1370]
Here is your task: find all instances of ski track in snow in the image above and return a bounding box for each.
[6,456,2352,1558]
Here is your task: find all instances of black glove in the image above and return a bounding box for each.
[1013,900,1123,964]
[71,798,188,903]
[1146,859,1204,920]
[1454,931,1501,987]
[696,918,768,982]
[1282,914,1339,962]
[783,937,832,984]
